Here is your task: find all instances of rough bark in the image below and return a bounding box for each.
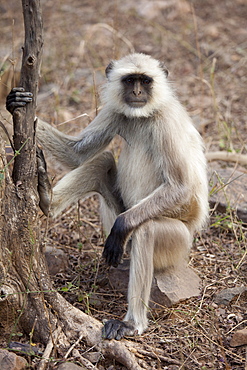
[0,0,56,343]
[0,2,144,369]
[12,0,43,185]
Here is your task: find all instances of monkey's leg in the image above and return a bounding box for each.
[51,151,122,220]
[102,218,191,340]
[102,222,154,340]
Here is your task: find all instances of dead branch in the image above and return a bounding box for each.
[206,151,247,166]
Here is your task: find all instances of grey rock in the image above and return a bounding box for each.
[44,245,68,276]
[83,351,101,363]
[0,349,27,370]
[151,266,201,307]
[214,286,247,306]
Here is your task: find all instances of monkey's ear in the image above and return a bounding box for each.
[105,61,114,79]
[159,62,169,77]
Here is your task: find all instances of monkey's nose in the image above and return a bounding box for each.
[133,89,142,96]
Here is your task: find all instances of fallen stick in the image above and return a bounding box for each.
[37,327,62,370]
[206,151,247,166]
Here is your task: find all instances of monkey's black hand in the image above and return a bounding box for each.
[6,87,33,114]
[102,216,128,267]
[102,319,135,340]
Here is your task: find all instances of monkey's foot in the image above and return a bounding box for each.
[102,319,136,340]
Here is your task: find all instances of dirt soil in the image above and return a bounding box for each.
[0,0,247,369]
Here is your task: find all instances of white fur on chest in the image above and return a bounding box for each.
[117,142,161,208]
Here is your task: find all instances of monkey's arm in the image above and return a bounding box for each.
[6,88,116,169]
[37,111,115,169]
[103,181,190,267]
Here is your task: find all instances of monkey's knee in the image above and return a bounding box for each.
[49,152,120,218]
[87,151,115,170]
[153,218,191,271]
[87,152,124,214]
[79,151,115,192]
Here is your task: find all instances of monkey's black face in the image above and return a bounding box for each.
[121,74,153,108]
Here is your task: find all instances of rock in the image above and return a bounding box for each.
[0,349,27,370]
[107,259,201,307]
[57,362,87,370]
[230,327,247,347]
[44,246,68,276]
[214,286,247,306]
[151,266,201,307]
[208,164,247,223]
[83,351,101,363]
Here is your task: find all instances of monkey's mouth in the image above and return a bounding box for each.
[127,101,147,108]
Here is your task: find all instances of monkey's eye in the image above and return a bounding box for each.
[124,77,134,84]
[142,78,152,85]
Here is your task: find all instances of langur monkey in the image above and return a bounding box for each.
[6,53,208,340]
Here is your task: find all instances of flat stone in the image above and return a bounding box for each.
[0,349,27,370]
[151,266,201,307]
[230,327,247,347]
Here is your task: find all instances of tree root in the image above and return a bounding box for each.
[73,348,99,370]
[40,292,144,370]
[124,342,182,367]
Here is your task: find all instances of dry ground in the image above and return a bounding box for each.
[0,0,247,369]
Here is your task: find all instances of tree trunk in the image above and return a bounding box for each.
[0,2,144,369]
[0,0,49,340]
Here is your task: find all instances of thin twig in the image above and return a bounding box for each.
[64,331,84,359]
[37,327,62,370]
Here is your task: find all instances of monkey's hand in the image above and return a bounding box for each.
[6,87,33,114]
[102,216,128,267]
[102,319,136,340]
[6,89,51,215]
